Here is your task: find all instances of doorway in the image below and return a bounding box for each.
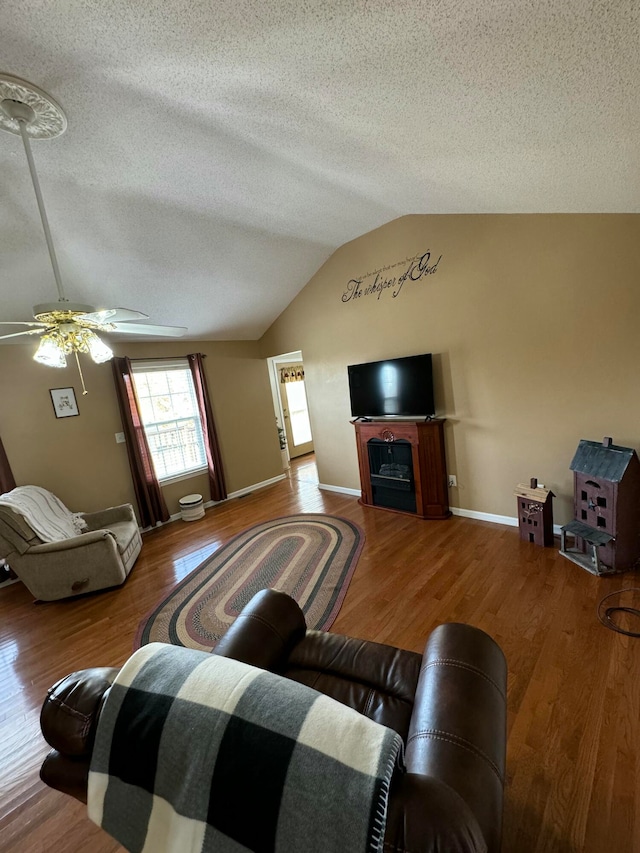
[267,352,314,466]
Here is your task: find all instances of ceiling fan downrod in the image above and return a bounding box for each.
[0,74,187,392]
[0,77,97,391]
[0,98,67,303]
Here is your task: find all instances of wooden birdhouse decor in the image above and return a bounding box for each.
[560,437,640,575]
[514,478,555,546]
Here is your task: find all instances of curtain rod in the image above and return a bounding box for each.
[126,354,206,362]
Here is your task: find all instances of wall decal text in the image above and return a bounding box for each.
[341,250,442,303]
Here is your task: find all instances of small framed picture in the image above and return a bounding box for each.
[50,387,79,418]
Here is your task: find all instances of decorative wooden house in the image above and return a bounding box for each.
[560,437,640,575]
[514,478,555,546]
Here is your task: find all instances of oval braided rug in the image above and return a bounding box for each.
[134,514,364,651]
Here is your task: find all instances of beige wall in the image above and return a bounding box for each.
[0,339,282,518]
[3,214,638,528]
[260,214,640,524]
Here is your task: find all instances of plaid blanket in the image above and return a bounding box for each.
[88,643,403,853]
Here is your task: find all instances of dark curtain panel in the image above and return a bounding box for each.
[0,435,16,494]
[188,353,227,502]
[111,357,169,527]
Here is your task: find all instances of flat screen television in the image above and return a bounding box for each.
[347,353,435,418]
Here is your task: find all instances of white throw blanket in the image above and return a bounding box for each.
[0,486,87,542]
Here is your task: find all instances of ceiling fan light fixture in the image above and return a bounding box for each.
[86,332,113,364]
[1,74,187,392]
[34,334,67,368]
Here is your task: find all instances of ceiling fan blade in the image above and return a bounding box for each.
[0,328,46,341]
[111,322,187,338]
[0,320,49,327]
[78,308,150,324]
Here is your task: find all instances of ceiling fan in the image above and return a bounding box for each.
[0,74,187,393]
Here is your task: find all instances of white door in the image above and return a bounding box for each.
[278,364,314,459]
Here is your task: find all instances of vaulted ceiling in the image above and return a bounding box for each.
[1,1,639,341]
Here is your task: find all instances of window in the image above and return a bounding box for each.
[131,360,207,482]
[284,380,312,446]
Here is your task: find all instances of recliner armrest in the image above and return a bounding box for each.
[406,622,507,853]
[39,666,120,804]
[40,751,91,805]
[213,588,307,671]
[41,667,120,755]
[29,530,115,553]
[81,503,137,531]
[384,772,487,853]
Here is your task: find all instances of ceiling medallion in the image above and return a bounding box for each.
[0,73,67,139]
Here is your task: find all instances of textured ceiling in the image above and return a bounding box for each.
[1,1,639,341]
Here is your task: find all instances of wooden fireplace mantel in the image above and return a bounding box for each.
[353,419,451,520]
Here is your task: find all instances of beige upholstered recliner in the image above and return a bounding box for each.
[0,500,142,602]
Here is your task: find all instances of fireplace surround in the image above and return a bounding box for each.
[353,420,450,520]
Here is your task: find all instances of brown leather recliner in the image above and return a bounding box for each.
[40,588,507,852]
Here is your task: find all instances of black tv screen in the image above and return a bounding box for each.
[347,353,435,417]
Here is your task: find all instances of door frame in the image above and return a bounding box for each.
[267,351,305,466]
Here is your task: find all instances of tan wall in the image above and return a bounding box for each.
[0,339,282,519]
[260,214,640,524]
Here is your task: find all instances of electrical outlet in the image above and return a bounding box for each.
[448,474,457,488]
[115,432,126,444]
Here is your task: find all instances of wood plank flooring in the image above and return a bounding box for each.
[1,454,639,852]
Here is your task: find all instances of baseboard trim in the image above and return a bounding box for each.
[160,478,563,535]
[451,506,563,535]
[450,507,518,527]
[162,474,288,525]
[315,488,550,527]
[318,483,361,497]
[315,488,549,528]
[226,474,287,501]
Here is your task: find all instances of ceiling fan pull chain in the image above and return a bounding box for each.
[74,350,88,395]
[16,118,67,303]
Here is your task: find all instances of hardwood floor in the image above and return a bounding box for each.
[1,454,639,852]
